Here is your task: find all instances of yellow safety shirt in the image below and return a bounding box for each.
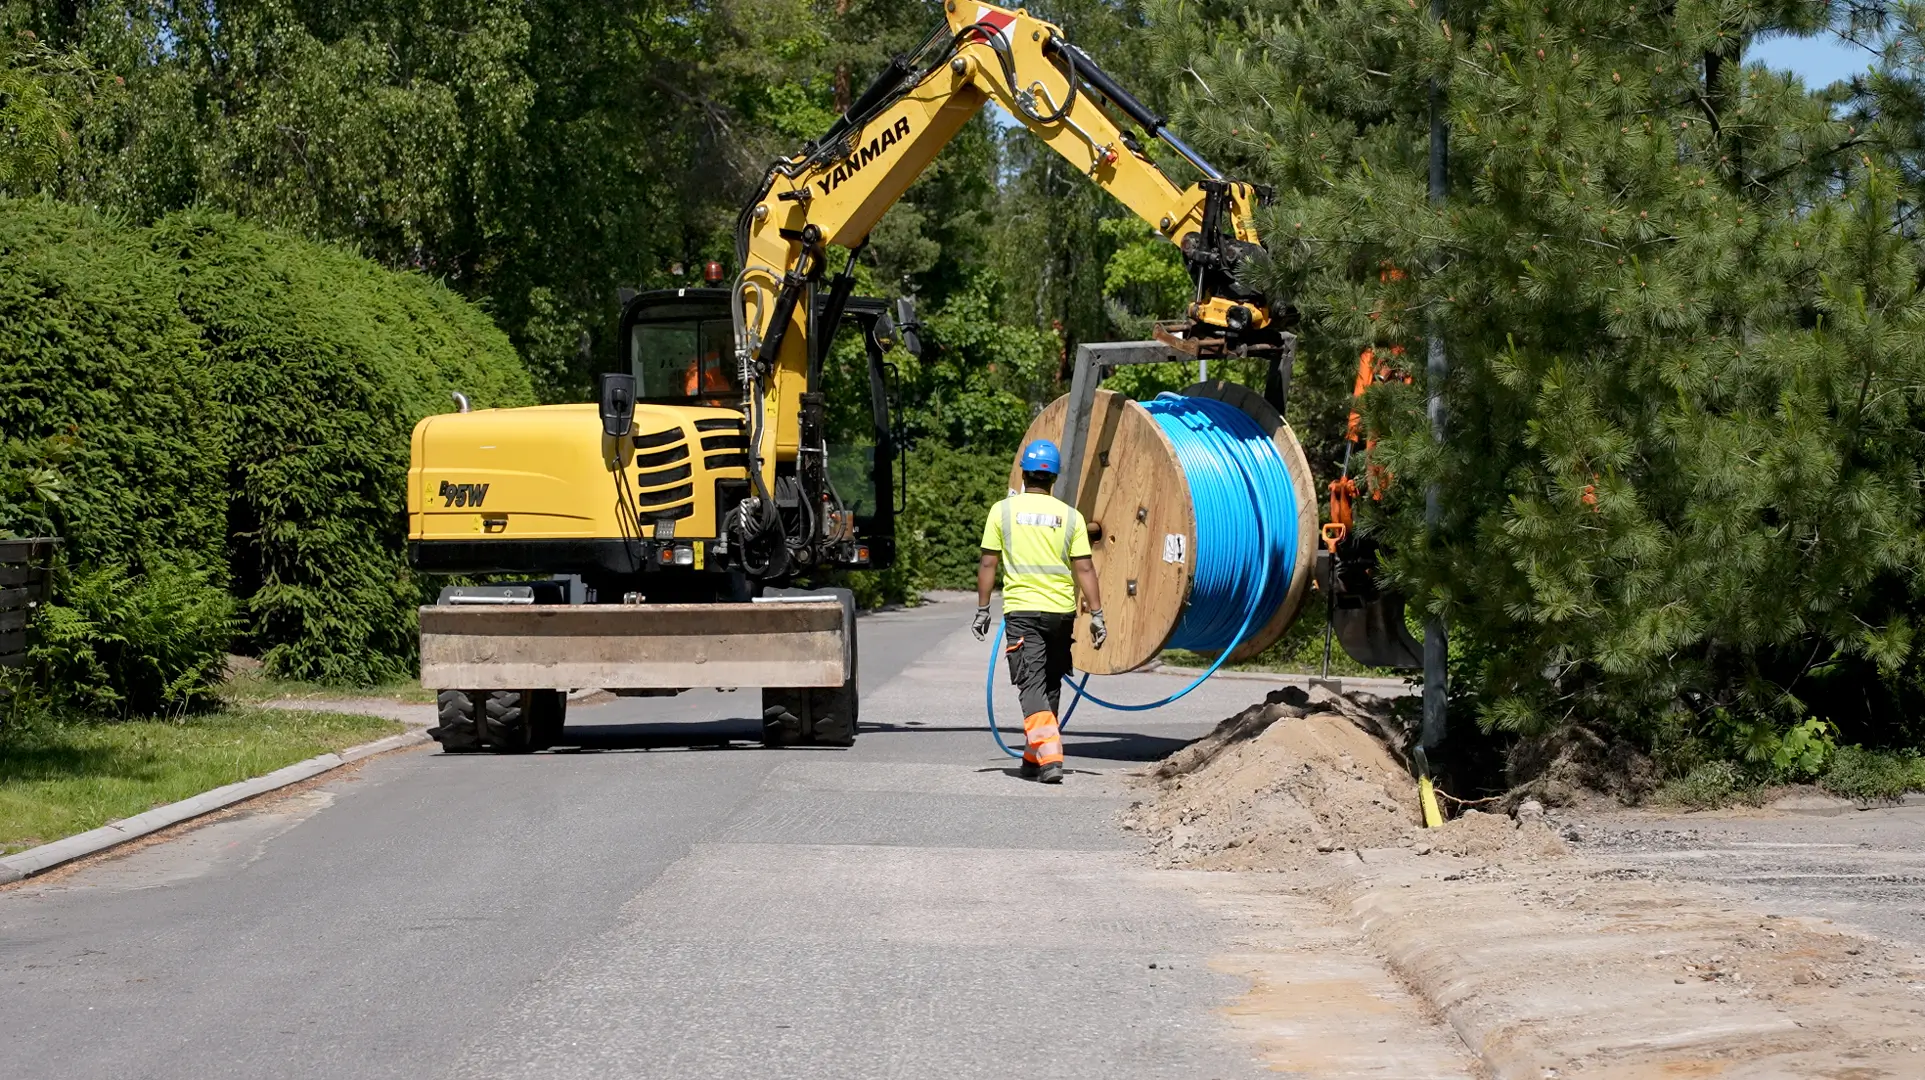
[981,491,1092,615]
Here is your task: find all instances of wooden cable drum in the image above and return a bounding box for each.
[1010,388,1192,674]
[1010,380,1318,676]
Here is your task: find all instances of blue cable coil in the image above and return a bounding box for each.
[986,392,1302,758]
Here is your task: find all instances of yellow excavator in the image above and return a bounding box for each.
[408,1,1288,752]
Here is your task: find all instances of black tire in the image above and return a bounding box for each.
[480,689,536,753]
[807,631,859,746]
[430,690,483,752]
[761,695,805,748]
[758,588,858,748]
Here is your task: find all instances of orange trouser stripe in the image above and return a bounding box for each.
[1024,711,1064,766]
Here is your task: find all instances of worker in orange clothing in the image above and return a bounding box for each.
[681,260,736,396]
[682,352,732,396]
[973,439,1105,783]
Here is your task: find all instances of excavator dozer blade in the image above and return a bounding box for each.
[419,599,851,691]
[1333,591,1424,670]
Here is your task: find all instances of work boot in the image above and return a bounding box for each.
[1018,759,1040,780]
[1038,762,1063,784]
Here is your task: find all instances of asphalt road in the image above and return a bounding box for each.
[2,596,1477,1080]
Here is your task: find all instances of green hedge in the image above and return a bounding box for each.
[151,212,533,681]
[0,199,532,702]
[903,442,1018,591]
[0,202,227,567]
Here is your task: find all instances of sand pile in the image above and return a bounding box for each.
[1128,689,1565,869]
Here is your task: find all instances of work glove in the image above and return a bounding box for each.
[972,605,993,640]
[1089,608,1108,650]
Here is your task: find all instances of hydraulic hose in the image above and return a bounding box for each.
[985,393,1301,757]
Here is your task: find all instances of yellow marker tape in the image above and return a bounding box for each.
[693,542,705,570]
[1419,774,1444,829]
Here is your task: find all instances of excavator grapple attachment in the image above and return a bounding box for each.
[1331,587,1424,670]
[1315,542,1424,671]
[1316,343,1424,671]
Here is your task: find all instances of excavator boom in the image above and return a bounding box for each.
[407,4,1292,752]
[725,1,1282,576]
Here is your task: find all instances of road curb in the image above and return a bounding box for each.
[1311,844,1925,1079]
[1325,859,1556,1080]
[0,729,429,885]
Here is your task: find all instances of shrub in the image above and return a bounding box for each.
[1820,747,1925,803]
[1654,761,1746,811]
[150,211,533,682]
[29,560,234,715]
[0,200,227,568]
[0,434,68,541]
[1725,715,1838,785]
[0,199,533,695]
[902,442,1021,590]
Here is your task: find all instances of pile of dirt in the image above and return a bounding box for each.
[1128,688,1566,869]
[1503,724,1661,808]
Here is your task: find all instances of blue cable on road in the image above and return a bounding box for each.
[986,393,1302,758]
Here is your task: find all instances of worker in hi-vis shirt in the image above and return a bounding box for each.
[973,439,1106,784]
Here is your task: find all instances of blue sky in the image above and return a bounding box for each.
[1748,32,1882,86]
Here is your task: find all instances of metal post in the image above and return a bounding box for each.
[1264,333,1297,418]
[1055,341,1178,508]
[1057,344,1102,507]
[1420,0,1450,752]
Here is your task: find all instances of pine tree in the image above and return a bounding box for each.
[1148,0,1925,753]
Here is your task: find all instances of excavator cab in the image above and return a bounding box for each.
[624,295,739,403]
[410,288,904,583]
[609,287,907,577]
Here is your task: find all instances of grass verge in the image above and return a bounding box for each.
[1161,613,1402,679]
[218,669,435,705]
[0,706,404,856]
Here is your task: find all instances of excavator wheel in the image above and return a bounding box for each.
[431,689,564,753]
[479,690,536,753]
[430,690,483,752]
[761,588,859,748]
[760,703,798,747]
[810,642,861,746]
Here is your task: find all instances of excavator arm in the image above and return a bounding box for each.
[727,1,1281,578]
[408,2,1292,748]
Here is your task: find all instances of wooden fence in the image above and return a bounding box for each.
[0,537,59,673]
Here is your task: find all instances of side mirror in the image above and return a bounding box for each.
[872,311,898,353]
[894,297,923,359]
[599,373,636,438]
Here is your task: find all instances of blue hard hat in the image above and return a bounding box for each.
[1020,439,1062,475]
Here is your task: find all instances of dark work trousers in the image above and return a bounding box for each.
[1004,610,1074,765]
